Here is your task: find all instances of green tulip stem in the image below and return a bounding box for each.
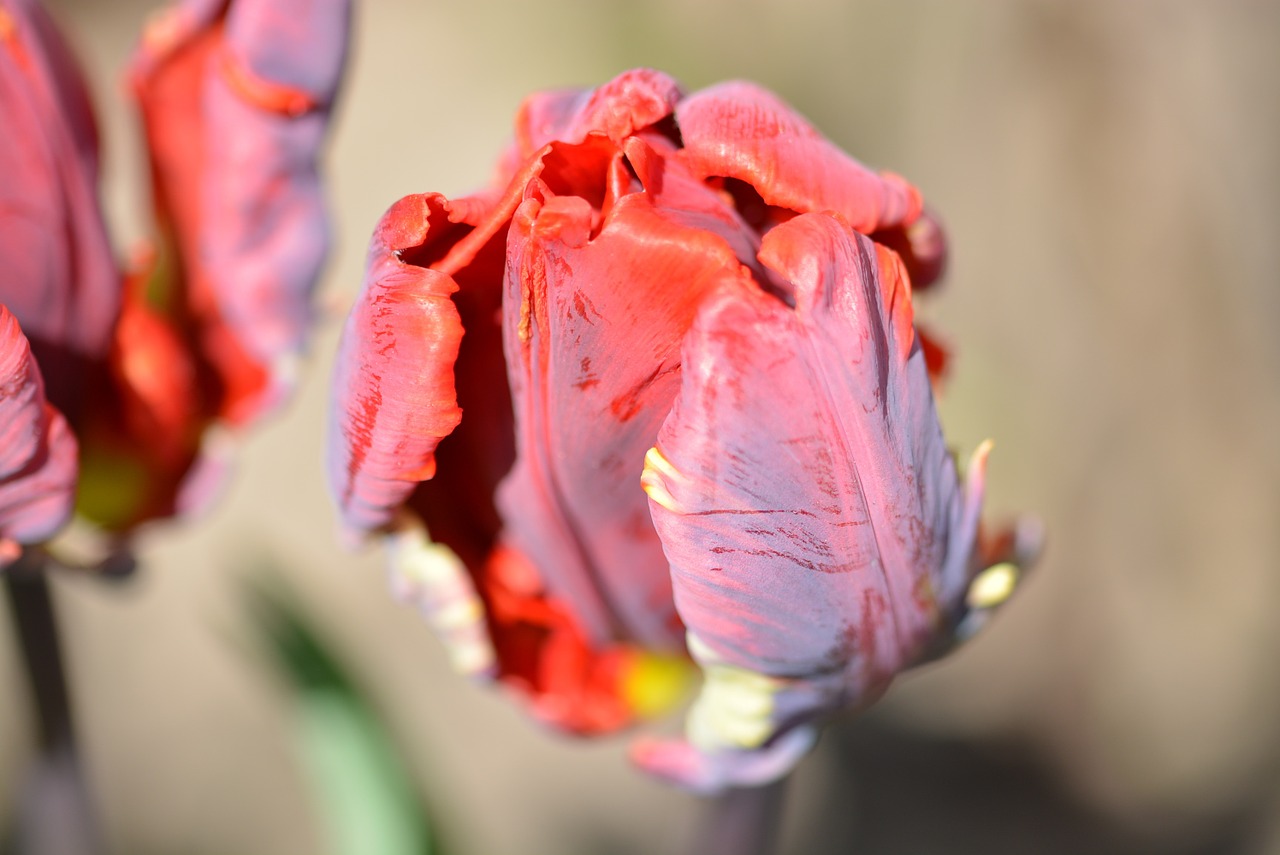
[691,777,788,855]
[4,550,102,855]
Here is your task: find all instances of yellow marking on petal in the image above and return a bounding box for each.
[688,664,783,750]
[641,446,683,513]
[0,10,15,42]
[966,438,994,476]
[967,562,1019,610]
[684,629,792,751]
[644,445,681,480]
[620,651,696,720]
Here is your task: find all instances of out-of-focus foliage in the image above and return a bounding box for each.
[246,582,448,855]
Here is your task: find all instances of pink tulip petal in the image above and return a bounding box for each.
[645,213,978,702]
[675,81,923,235]
[497,173,757,649]
[329,194,468,539]
[222,0,348,108]
[0,306,77,556]
[0,0,119,415]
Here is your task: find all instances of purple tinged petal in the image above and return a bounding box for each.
[222,0,350,107]
[644,212,971,700]
[0,306,77,559]
[126,0,350,425]
[204,0,351,379]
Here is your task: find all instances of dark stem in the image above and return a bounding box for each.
[690,778,789,855]
[4,550,101,855]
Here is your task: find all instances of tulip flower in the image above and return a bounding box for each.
[329,68,1035,791]
[2,0,350,540]
[74,0,352,530]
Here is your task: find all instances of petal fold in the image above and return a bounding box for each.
[675,82,923,234]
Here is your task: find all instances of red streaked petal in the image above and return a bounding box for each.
[328,194,467,538]
[675,81,923,234]
[496,179,755,650]
[645,213,976,702]
[0,306,77,556]
[130,5,276,425]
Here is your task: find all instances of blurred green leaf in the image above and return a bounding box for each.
[244,584,448,855]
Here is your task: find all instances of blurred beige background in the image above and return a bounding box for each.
[3,1,1278,853]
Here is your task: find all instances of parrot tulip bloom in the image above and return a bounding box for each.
[330,69,1033,790]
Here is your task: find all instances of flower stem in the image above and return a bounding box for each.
[689,778,788,855]
[4,550,102,855]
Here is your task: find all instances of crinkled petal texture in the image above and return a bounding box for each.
[0,306,77,565]
[130,0,350,425]
[639,213,984,790]
[329,194,467,538]
[0,0,119,417]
